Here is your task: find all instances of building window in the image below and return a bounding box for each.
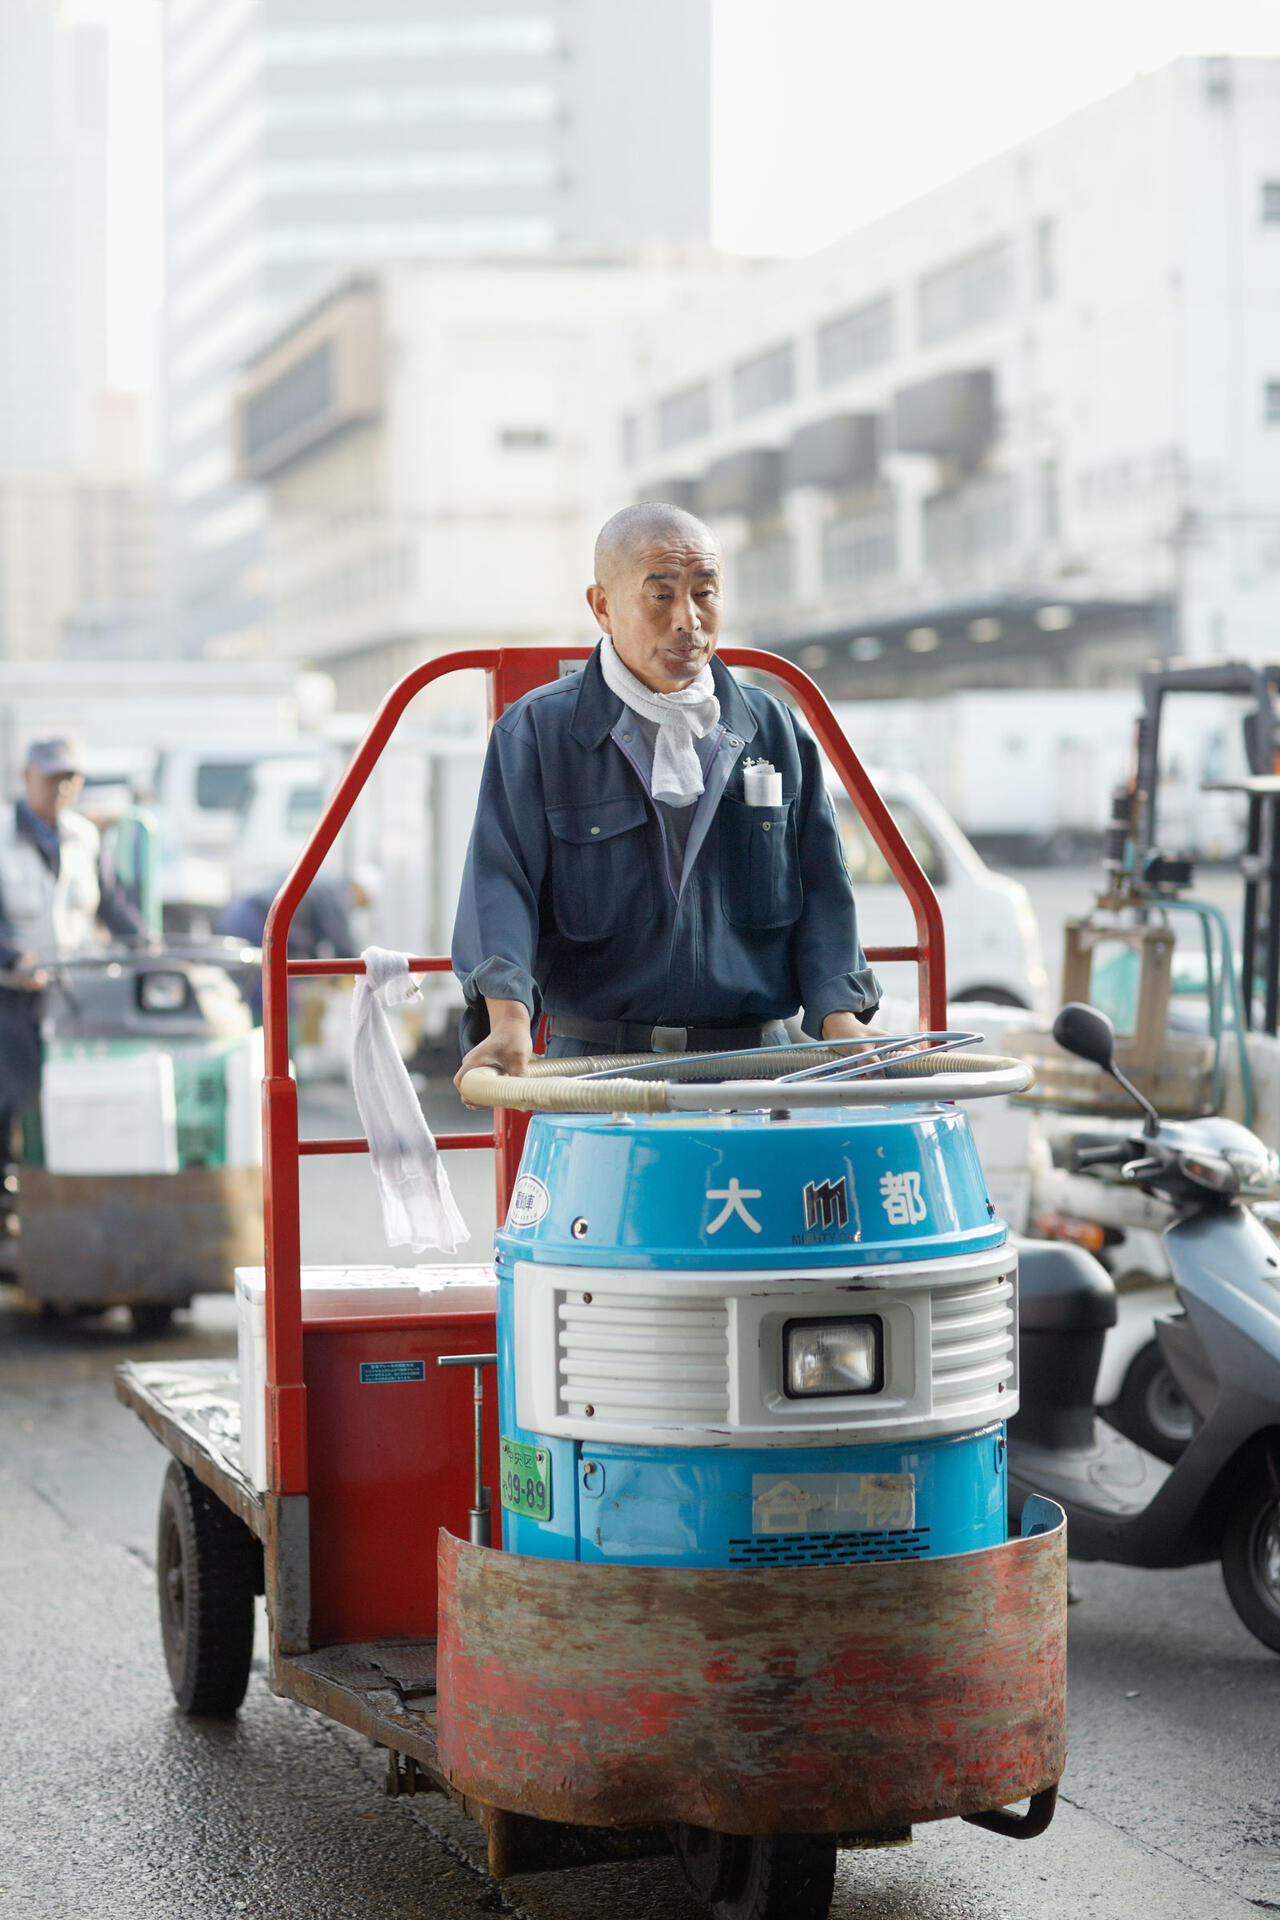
[1263,181,1280,223]
[263,86,557,125]
[732,342,795,420]
[656,380,713,450]
[822,505,898,587]
[1266,382,1280,425]
[621,412,639,466]
[1039,460,1060,539]
[736,533,794,606]
[241,341,333,467]
[923,474,1017,568]
[816,295,894,386]
[918,240,1013,346]
[262,22,559,60]
[499,427,551,450]
[1034,218,1055,302]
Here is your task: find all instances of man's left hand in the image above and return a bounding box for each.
[822,1011,886,1042]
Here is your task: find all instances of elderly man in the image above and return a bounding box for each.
[452,503,880,1085]
[0,736,146,1145]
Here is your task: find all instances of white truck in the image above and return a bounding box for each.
[0,660,335,937]
[830,690,1140,865]
[828,687,1259,866]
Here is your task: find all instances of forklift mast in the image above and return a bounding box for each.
[1133,660,1280,862]
[1128,660,1280,1036]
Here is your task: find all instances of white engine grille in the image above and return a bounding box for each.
[929,1274,1016,1410]
[557,1290,730,1425]
[517,1250,1020,1444]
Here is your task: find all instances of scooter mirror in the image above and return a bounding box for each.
[1052,1002,1117,1070]
[1052,1000,1161,1135]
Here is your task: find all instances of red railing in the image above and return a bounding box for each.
[260,646,946,1494]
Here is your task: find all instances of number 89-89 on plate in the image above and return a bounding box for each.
[499,1436,552,1521]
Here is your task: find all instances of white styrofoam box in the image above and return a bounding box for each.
[234,1264,498,1487]
[40,1051,179,1176]
[235,1267,270,1490]
[417,1264,498,1312]
[224,1025,264,1167]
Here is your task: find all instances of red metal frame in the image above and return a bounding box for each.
[260,645,947,1494]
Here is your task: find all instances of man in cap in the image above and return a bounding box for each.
[452,502,880,1085]
[216,864,381,1023]
[0,736,147,1150]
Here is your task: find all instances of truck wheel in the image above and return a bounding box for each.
[1102,1340,1196,1464]
[131,1302,175,1338]
[672,1827,837,1920]
[1222,1473,1280,1654]
[156,1460,257,1714]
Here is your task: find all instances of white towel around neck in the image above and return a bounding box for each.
[599,635,720,807]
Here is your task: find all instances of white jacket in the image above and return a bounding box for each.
[0,806,102,964]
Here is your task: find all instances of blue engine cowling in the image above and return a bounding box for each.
[494,1102,1016,1568]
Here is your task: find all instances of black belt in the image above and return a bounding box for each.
[546,1015,787,1054]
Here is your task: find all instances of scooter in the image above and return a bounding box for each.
[1026,1122,1194,1464]
[1010,1001,1280,1653]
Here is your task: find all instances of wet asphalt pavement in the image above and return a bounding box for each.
[3,964,1280,1918]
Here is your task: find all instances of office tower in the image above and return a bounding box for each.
[0,0,107,471]
[162,0,711,655]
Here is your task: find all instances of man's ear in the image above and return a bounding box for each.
[586,582,610,633]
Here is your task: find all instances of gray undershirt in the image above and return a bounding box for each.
[616,713,716,884]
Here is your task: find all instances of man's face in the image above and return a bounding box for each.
[24,767,82,824]
[587,535,723,692]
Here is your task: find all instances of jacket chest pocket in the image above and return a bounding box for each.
[546,795,653,942]
[719,795,803,930]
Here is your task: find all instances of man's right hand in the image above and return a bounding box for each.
[8,954,48,992]
[454,998,534,1098]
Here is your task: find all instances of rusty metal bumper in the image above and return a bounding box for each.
[436,1511,1067,1836]
[18,1164,263,1307]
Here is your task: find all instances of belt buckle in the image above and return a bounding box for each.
[650,1025,688,1053]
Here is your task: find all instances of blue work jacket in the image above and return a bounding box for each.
[451,646,880,1051]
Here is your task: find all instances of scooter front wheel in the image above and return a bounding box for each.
[671,1827,837,1920]
[1221,1472,1280,1653]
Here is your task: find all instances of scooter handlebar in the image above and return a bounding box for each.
[1072,1142,1134,1169]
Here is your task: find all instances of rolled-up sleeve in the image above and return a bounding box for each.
[789,720,881,1036]
[451,721,550,1053]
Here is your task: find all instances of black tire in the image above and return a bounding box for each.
[1221,1472,1280,1654]
[672,1827,837,1920]
[1102,1340,1197,1465]
[156,1460,258,1714]
[950,987,1031,1009]
[131,1301,176,1339]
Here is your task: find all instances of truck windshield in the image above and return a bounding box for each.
[834,796,943,886]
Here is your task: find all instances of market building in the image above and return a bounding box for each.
[613,56,1280,697]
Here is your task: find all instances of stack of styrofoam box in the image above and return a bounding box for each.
[224,1025,264,1166]
[235,1264,498,1489]
[40,1052,180,1175]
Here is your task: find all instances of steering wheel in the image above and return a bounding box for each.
[458,1031,1034,1116]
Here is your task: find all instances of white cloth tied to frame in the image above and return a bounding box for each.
[599,635,720,807]
[351,946,469,1254]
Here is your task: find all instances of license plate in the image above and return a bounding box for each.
[499,1436,552,1522]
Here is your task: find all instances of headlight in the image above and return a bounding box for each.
[138,970,189,1013]
[1179,1147,1280,1196]
[1227,1147,1280,1196]
[784,1317,883,1398]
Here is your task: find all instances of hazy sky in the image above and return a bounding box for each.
[70,0,1280,390]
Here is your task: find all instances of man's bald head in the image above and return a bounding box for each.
[586,501,723,691]
[593,501,721,589]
